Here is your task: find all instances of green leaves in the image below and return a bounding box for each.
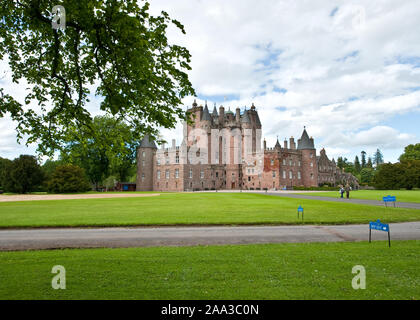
[60,115,138,186]
[0,0,195,156]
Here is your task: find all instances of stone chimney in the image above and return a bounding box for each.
[219,106,225,124]
[236,107,240,122]
[284,138,288,149]
[289,136,296,149]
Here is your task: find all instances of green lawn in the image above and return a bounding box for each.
[302,190,420,203]
[0,193,419,228]
[0,241,418,300]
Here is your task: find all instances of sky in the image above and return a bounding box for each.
[1,0,420,163]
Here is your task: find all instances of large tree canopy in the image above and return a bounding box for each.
[399,143,420,162]
[0,0,195,156]
[60,115,138,187]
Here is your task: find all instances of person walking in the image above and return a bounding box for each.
[345,184,351,199]
[339,185,344,199]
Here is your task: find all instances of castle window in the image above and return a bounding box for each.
[283,170,286,179]
[165,170,169,179]
[142,160,145,167]
[189,168,193,179]
[311,173,314,179]
[298,172,301,180]
[175,169,179,179]
[311,163,314,167]
[141,173,145,182]
[142,151,145,158]
[216,172,219,178]
[166,158,169,165]
[176,155,179,164]
[157,170,161,180]
[157,159,161,166]
[298,161,301,167]
[248,176,251,182]
[271,159,274,165]
[201,170,204,179]
[289,160,293,166]
[289,171,293,179]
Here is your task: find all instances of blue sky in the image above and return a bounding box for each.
[1,0,419,163]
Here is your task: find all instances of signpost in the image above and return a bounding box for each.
[297,206,304,221]
[383,195,396,208]
[369,219,391,247]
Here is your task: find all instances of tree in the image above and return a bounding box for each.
[361,151,366,168]
[337,157,345,170]
[367,157,373,168]
[373,149,384,167]
[360,167,374,185]
[354,156,361,174]
[2,155,45,193]
[0,157,13,190]
[399,143,420,161]
[399,160,420,190]
[42,159,65,179]
[47,164,91,193]
[372,163,403,190]
[0,1,195,156]
[372,160,420,190]
[60,115,137,188]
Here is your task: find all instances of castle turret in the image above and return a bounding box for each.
[136,135,157,191]
[297,127,318,187]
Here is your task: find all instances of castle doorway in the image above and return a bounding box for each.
[231,182,236,189]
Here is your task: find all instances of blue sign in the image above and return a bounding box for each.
[297,206,304,213]
[383,195,396,202]
[123,185,129,191]
[369,219,389,232]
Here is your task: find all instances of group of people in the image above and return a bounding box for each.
[339,184,352,199]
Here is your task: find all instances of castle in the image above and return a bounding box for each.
[136,101,359,191]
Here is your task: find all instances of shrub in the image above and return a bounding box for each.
[373,160,420,190]
[47,165,91,193]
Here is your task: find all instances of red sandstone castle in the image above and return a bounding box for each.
[136,101,358,191]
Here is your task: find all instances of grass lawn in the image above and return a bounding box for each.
[0,193,419,228]
[0,240,418,300]
[301,190,420,203]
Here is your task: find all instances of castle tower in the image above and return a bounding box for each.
[297,127,318,187]
[136,135,157,191]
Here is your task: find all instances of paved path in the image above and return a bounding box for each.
[1,222,419,251]
[265,192,420,209]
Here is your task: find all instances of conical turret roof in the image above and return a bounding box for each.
[139,134,157,149]
[202,103,212,121]
[297,127,315,150]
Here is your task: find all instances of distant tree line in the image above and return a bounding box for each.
[336,149,383,186]
[0,116,139,194]
[336,144,420,190]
